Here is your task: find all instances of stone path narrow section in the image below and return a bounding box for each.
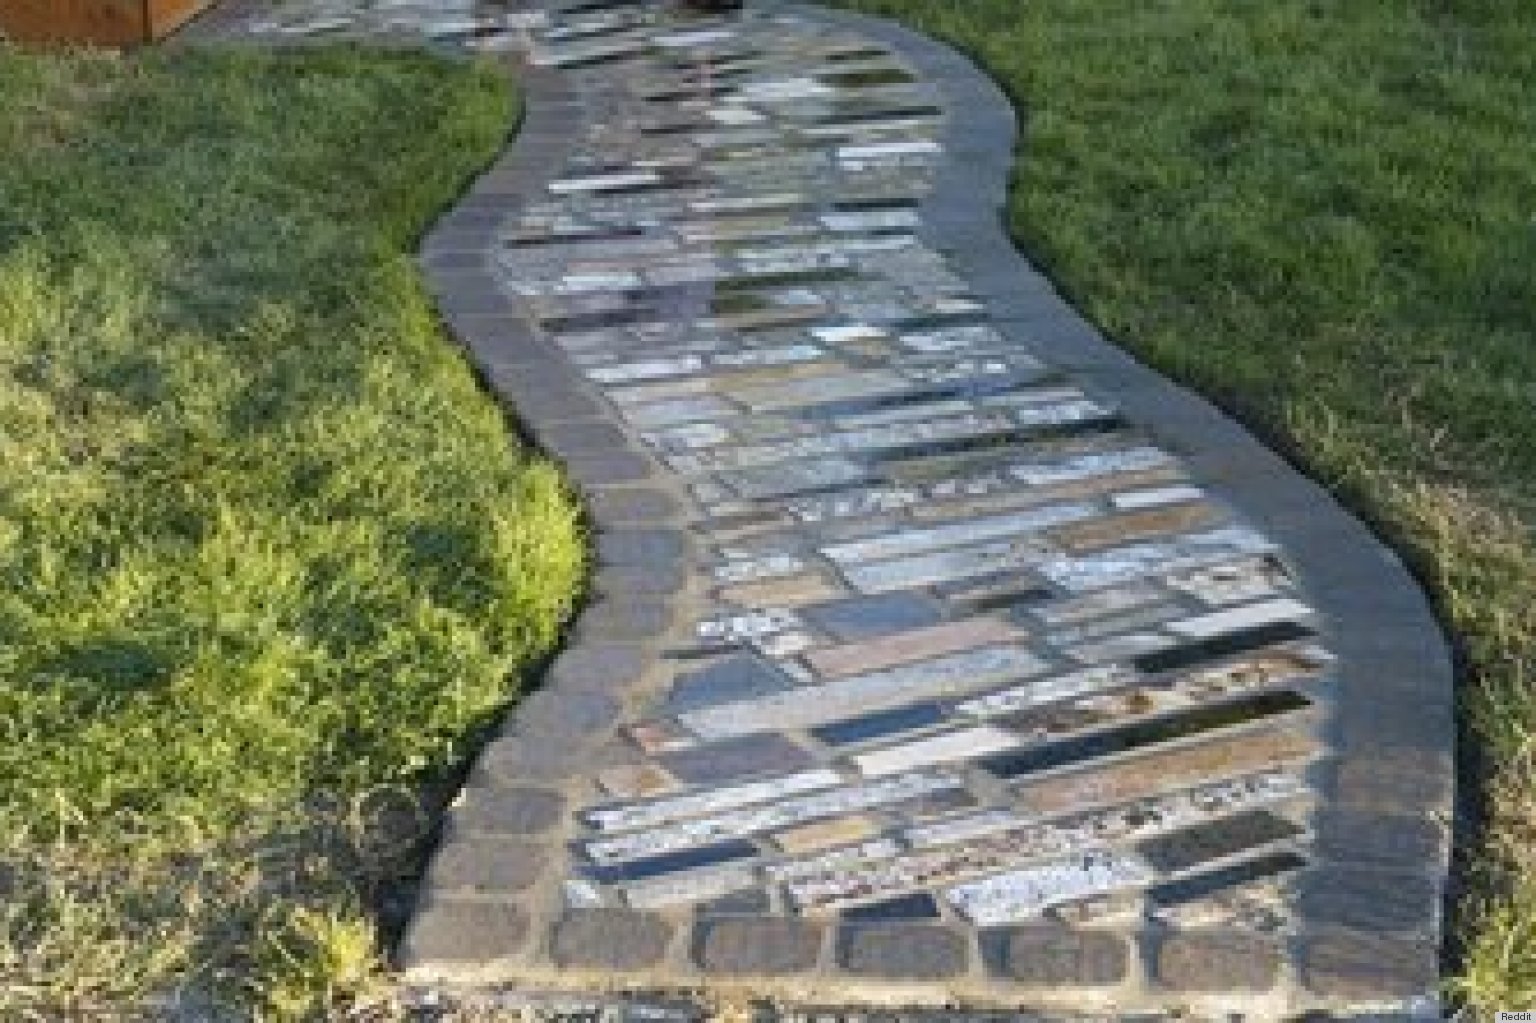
[211,1,1452,1017]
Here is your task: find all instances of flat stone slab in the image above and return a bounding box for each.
[213,1,1451,1018]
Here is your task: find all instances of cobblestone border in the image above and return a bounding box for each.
[393,3,1454,1016]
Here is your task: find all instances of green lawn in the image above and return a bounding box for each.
[831,0,1536,1012]
[0,45,582,1019]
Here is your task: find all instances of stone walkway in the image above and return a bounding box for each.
[203,1,1452,1018]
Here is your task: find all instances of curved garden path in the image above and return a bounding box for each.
[206,1,1452,1017]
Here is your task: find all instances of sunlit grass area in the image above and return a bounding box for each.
[831,0,1536,1012]
[0,45,582,1018]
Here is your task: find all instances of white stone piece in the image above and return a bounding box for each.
[946,851,1156,926]
[1111,484,1207,510]
[1166,598,1315,640]
[853,725,1021,777]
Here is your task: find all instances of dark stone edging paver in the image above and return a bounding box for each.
[185,1,1453,1017]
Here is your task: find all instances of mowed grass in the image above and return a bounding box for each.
[0,45,583,1018]
[831,0,1536,1012]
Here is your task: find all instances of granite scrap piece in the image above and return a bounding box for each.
[945,851,1155,926]
[804,617,1021,678]
[664,653,795,713]
[798,591,945,640]
[678,645,1047,739]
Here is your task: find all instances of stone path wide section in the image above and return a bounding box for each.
[211,1,1452,1017]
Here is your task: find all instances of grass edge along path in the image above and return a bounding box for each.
[827,0,1536,1014]
[0,43,583,1019]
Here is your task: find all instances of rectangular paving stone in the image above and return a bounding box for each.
[584,838,762,883]
[954,665,1133,720]
[1111,484,1207,510]
[586,769,844,833]
[787,484,923,523]
[1294,864,1439,933]
[695,917,825,976]
[1164,598,1315,640]
[586,772,964,862]
[852,724,1021,777]
[625,395,740,428]
[659,733,815,785]
[837,923,968,980]
[821,503,1098,565]
[1165,555,1291,606]
[1038,525,1278,593]
[590,355,705,384]
[1314,808,1446,869]
[1065,631,1176,665]
[1046,501,1223,553]
[1136,809,1304,874]
[638,417,734,454]
[805,618,1022,678]
[1298,931,1439,999]
[1153,930,1282,992]
[605,371,715,403]
[402,899,531,967]
[1148,850,1308,909]
[549,170,663,193]
[1133,620,1316,675]
[664,653,795,714]
[722,457,873,499]
[810,701,946,747]
[980,689,1312,780]
[1020,728,1318,814]
[772,815,881,853]
[679,645,1047,740]
[1034,582,1163,625]
[841,893,941,922]
[696,888,773,916]
[718,573,845,607]
[623,865,761,910]
[798,592,945,641]
[832,397,975,431]
[946,851,1154,926]
[782,771,1304,912]
[998,926,1130,986]
[839,538,1046,594]
[714,553,807,585]
[688,414,1018,473]
[905,810,1029,850]
[1050,603,1188,646]
[597,763,679,800]
[696,607,803,646]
